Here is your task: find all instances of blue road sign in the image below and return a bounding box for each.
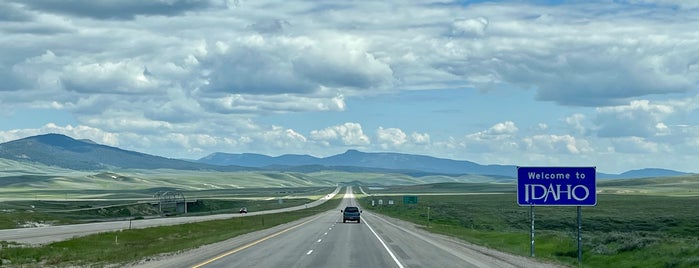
[517,166,596,206]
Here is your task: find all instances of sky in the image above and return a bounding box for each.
[1,0,699,174]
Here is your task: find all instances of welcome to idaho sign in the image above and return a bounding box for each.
[517,166,597,206]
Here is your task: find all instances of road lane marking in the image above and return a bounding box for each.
[365,212,489,267]
[364,218,405,268]
[306,250,314,255]
[191,216,319,268]
[317,239,322,243]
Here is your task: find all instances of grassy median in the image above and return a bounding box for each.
[359,193,699,268]
[0,190,343,267]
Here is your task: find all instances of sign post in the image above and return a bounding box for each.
[517,166,596,264]
[530,204,534,257]
[578,206,582,263]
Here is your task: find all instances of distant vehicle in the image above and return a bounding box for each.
[342,206,361,223]
[239,207,248,213]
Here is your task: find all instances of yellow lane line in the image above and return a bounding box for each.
[191,216,320,268]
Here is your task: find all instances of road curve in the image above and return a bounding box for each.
[131,187,561,268]
[0,187,340,245]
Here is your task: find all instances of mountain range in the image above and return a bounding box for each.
[0,134,245,171]
[0,133,693,179]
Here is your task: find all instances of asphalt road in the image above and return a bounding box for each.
[132,187,559,268]
[0,187,340,245]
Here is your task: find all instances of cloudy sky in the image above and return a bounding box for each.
[2,0,699,174]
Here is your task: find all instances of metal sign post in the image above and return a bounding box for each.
[517,166,596,264]
[577,206,582,264]
[530,204,535,257]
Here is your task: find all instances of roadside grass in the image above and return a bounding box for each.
[0,186,334,229]
[0,190,343,267]
[359,193,699,268]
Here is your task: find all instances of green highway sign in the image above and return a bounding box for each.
[403,196,418,204]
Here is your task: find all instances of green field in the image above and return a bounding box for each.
[0,186,333,229]
[358,177,699,268]
[3,159,699,268]
[0,188,345,267]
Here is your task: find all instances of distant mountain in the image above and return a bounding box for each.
[0,134,247,171]
[601,168,690,179]
[199,150,695,179]
[1,134,693,179]
[199,149,517,177]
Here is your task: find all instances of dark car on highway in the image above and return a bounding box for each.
[342,206,361,223]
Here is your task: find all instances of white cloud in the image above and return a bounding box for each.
[594,100,674,138]
[467,121,518,141]
[2,1,699,173]
[376,127,408,149]
[451,17,488,37]
[258,126,308,149]
[411,132,430,145]
[310,123,370,146]
[535,123,548,132]
[456,121,521,154]
[523,134,593,155]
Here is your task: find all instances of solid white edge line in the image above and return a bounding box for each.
[363,218,405,268]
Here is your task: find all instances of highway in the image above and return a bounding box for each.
[132,187,558,268]
[0,187,340,245]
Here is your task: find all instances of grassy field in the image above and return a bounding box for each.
[0,186,334,229]
[0,158,512,200]
[0,188,344,267]
[358,180,699,268]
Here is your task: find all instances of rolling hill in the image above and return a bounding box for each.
[0,134,247,171]
[0,134,694,179]
[198,150,517,177]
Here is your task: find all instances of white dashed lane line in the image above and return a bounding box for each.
[304,222,335,257]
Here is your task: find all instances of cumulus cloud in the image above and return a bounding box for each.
[411,132,430,144]
[467,121,518,141]
[258,126,308,149]
[432,3,699,106]
[310,123,370,146]
[457,121,520,153]
[6,0,699,119]
[376,127,432,149]
[1,0,699,172]
[200,92,346,115]
[376,127,408,149]
[451,17,488,37]
[199,35,394,96]
[594,100,674,138]
[523,134,593,155]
